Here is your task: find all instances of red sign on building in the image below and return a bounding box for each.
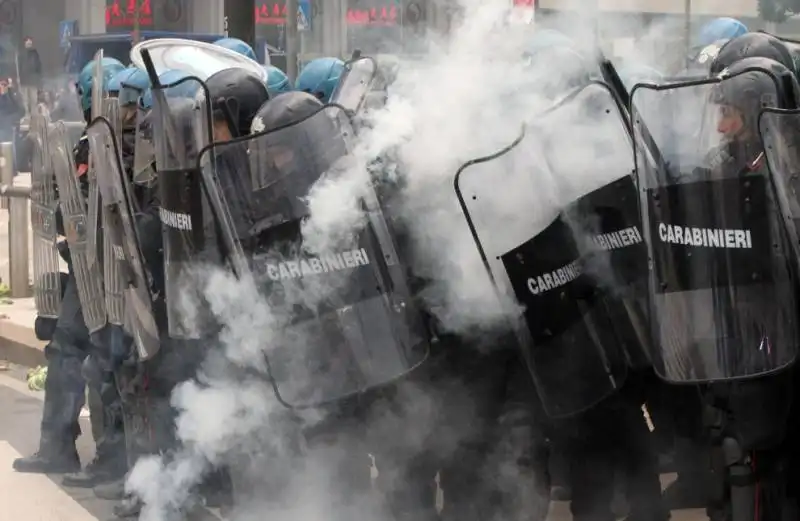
[106,0,153,28]
[346,5,397,25]
[255,1,399,26]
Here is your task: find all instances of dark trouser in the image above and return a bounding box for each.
[118,336,198,467]
[374,342,548,521]
[84,324,129,468]
[707,376,793,521]
[555,385,666,521]
[39,270,91,449]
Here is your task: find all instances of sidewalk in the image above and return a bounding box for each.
[0,172,47,368]
[0,297,44,368]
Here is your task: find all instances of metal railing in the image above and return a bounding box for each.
[0,141,31,298]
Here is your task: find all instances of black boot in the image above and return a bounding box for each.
[64,386,128,488]
[13,433,80,474]
[12,446,80,474]
[62,452,127,488]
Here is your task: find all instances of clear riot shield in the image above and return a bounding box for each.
[760,108,800,236]
[91,50,104,121]
[93,97,126,326]
[152,76,222,339]
[86,117,161,360]
[131,38,267,82]
[49,123,107,333]
[86,51,105,269]
[133,110,156,186]
[632,72,799,383]
[29,114,62,318]
[538,82,652,370]
[197,105,429,408]
[454,86,630,419]
[330,56,377,115]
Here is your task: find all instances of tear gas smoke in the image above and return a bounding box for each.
[128,1,704,519]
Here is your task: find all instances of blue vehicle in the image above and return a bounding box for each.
[65,31,226,76]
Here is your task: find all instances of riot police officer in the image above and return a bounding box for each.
[264,65,292,96]
[635,50,800,520]
[295,57,345,102]
[689,18,748,69]
[12,56,126,483]
[214,37,258,61]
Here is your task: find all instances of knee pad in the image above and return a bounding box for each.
[33,271,70,341]
[35,316,58,341]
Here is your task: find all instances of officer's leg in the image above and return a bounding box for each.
[369,374,442,521]
[63,325,129,487]
[617,397,669,521]
[706,376,793,521]
[660,383,709,509]
[13,271,88,473]
[438,346,515,521]
[549,439,572,501]
[561,409,617,521]
[490,354,551,521]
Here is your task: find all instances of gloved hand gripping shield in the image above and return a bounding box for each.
[631,69,800,383]
[195,104,430,408]
[329,56,377,115]
[454,82,642,418]
[49,122,107,333]
[87,115,161,360]
[29,113,62,318]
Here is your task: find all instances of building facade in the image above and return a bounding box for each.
[0,0,799,79]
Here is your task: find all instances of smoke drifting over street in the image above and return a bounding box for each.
[126,1,686,519]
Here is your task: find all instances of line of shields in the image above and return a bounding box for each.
[71,39,430,411]
[454,59,800,419]
[29,104,86,319]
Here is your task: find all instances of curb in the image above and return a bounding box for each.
[0,320,45,368]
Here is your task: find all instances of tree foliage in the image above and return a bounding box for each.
[759,0,794,24]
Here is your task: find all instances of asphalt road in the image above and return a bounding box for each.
[0,365,708,521]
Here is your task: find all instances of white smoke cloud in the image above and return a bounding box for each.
[127,1,696,519]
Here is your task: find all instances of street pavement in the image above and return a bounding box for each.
[0,362,709,521]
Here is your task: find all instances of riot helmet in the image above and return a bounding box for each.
[213,37,257,61]
[109,67,150,125]
[76,57,125,121]
[295,57,345,102]
[139,69,198,109]
[264,65,292,96]
[685,39,729,75]
[110,67,150,106]
[771,35,800,82]
[709,32,795,76]
[247,91,346,229]
[697,17,748,48]
[707,57,795,173]
[204,67,270,142]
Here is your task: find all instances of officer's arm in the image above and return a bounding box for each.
[74,135,91,201]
